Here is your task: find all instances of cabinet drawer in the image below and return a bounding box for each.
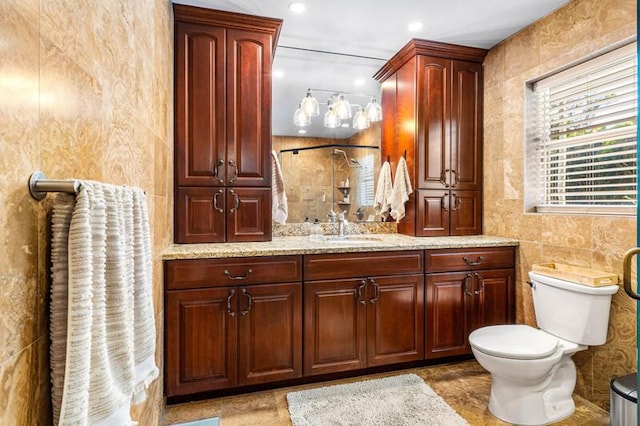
[304,251,423,281]
[166,256,302,290]
[425,247,514,272]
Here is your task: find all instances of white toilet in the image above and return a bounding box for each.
[468,271,619,425]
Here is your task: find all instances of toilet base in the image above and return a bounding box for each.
[487,358,577,425]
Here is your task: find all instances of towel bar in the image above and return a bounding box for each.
[28,171,80,201]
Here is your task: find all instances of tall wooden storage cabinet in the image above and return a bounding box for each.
[173,5,282,243]
[374,40,487,237]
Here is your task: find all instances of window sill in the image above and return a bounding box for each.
[534,205,636,216]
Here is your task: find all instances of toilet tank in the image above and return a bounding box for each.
[528,271,619,346]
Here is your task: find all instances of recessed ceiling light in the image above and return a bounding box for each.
[341,123,350,128]
[273,69,284,79]
[408,21,424,32]
[354,78,365,87]
[288,1,306,13]
[297,129,307,134]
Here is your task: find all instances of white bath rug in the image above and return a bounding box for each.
[286,373,468,426]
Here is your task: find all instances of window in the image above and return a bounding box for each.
[526,42,637,215]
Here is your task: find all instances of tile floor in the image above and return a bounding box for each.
[162,360,609,425]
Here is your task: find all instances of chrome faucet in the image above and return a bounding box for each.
[337,211,348,237]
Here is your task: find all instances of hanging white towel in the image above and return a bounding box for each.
[50,182,158,426]
[272,150,288,224]
[389,156,413,221]
[373,160,393,218]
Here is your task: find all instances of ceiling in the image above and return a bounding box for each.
[174,0,570,138]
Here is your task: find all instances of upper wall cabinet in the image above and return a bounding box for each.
[375,40,487,237]
[173,5,282,243]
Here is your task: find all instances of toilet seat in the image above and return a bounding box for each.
[469,324,559,360]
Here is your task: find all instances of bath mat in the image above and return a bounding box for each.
[286,373,468,426]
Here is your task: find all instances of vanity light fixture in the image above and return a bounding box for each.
[293,88,382,130]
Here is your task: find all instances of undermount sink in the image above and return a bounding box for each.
[322,235,384,243]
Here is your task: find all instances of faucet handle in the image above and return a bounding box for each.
[338,211,347,222]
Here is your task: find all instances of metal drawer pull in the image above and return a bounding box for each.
[463,273,473,296]
[240,288,253,316]
[357,280,367,305]
[228,159,238,184]
[451,193,460,211]
[213,159,224,183]
[213,189,224,213]
[450,169,460,188]
[226,288,236,317]
[442,193,449,212]
[224,268,252,280]
[229,190,240,213]
[369,278,380,304]
[463,255,485,266]
[440,170,450,188]
[474,273,484,295]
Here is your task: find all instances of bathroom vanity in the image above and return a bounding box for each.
[163,235,516,398]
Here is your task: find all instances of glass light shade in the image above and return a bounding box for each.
[365,98,383,122]
[333,94,352,119]
[293,104,311,127]
[323,107,341,128]
[352,108,370,130]
[300,90,319,116]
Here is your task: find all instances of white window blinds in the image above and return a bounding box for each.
[530,42,637,214]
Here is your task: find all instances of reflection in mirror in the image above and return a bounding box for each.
[275,130,380,223]
[272,47,385,223]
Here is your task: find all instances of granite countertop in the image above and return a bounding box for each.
[163,234,518,260]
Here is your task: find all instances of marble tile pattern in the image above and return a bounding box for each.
[163,234,518,260]
[483,0,637,410]
[0,0,173,424]
[162,360,609,426]
[273,122,381,224]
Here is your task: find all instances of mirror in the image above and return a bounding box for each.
[272,46,385,223]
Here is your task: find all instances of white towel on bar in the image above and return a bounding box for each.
[272,150,288,224]
[389,156,413,221]
[50,182,158,426]
[373,160,393,218]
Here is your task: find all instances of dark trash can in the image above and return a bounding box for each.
[610,373,637,426]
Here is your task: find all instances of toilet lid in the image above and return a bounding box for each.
[469,325,559,360]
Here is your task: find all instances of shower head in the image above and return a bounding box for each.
[333,149,360,168]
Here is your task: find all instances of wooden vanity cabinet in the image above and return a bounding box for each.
[375,40,487,237]
[165,256,302,396]
[424,247,516,359]
[173,5,282,243]
[303,251,424,376]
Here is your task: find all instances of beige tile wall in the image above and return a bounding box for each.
[0,0,173,424]
[484,0,637,409]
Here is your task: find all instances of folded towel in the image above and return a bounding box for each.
[390,156,413,221]
[373,160,393,218]
[271,150,288,224]
[51,182,158,426]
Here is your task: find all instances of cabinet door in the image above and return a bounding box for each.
[451,60,482,191]
[366,275,424,367]
[425,272,472,359]
[226,187,271,243]
[416,189,450,237]
[166,287,237,396]
[417,56,451,190]
[175,23,226,187]
[450,190,482,235]
[176,187,225,243]
[238,283,302,386]
[304,279,367,376]
[226,29,272,187]
[470,269,515,332]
